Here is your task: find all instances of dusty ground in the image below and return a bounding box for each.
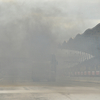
[0,81,100,100]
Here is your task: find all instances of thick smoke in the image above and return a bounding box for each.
[0,0,100,84]
[0,2,59,83]
[0,3,57,58]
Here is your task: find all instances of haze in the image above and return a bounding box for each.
[0,0,99,84]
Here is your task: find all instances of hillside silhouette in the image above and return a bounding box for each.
[62,23,100,56]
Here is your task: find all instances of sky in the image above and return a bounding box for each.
[0,0,100,42]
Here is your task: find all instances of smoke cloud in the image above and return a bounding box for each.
[0,0,99,84]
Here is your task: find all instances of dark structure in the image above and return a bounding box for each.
[61,23,100,77]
